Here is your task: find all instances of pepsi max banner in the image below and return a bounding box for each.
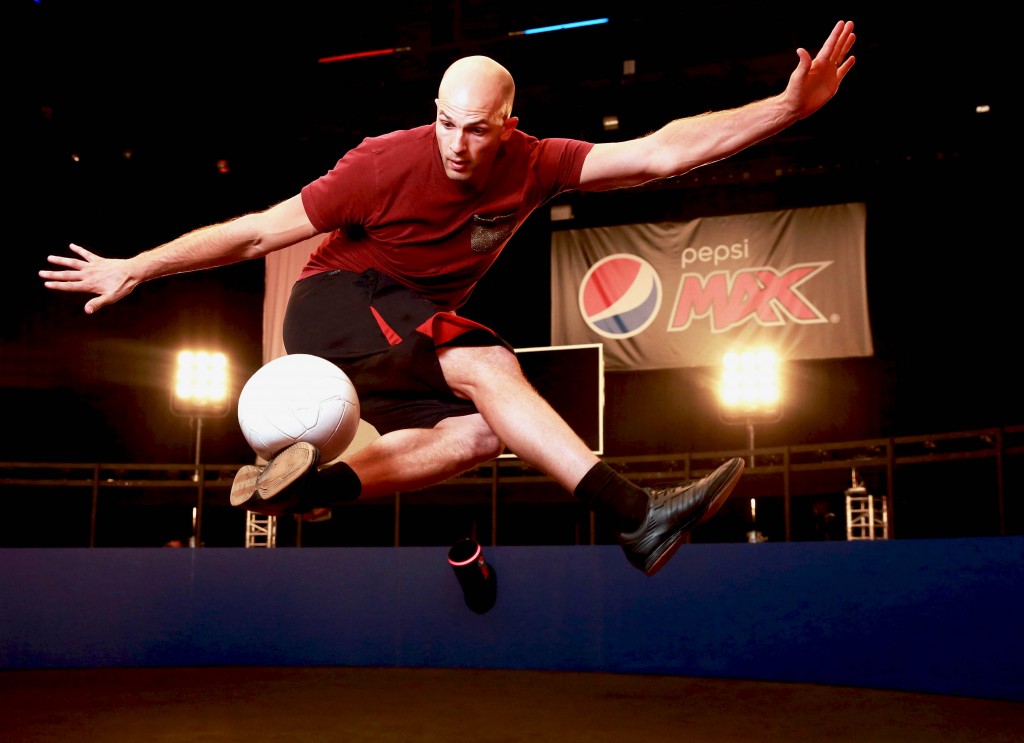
[551,203,871,371]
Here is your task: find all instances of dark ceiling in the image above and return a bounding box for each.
[19,2,1002,191]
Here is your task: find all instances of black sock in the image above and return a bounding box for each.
[573,461,649,533]
[317,461,363,503]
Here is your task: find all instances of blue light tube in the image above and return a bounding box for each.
[521,18,609,35]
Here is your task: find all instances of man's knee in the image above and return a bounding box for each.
[439,344,523,392]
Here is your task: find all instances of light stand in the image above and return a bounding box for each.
[191,415,204,483]
[719,349,783,542]
[747,419,756,468]
[171,350,231,548]
[718,349,783,470]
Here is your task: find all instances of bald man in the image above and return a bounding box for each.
[40,21,856,575]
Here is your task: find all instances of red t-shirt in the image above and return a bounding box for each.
[299,124,593,311]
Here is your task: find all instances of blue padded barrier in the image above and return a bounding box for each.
[2,539,1022,702]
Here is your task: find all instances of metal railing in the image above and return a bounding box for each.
[2,425,1021,547]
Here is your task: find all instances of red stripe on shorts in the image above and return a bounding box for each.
[417,312,499,345]
[371,305,403,346]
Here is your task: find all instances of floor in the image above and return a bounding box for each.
[2,666,1022,742]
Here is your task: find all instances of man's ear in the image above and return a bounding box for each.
[500,116,519,140]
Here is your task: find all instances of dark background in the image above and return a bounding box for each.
[5,1,1013,467]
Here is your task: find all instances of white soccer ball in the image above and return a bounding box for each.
[237,354,361,463]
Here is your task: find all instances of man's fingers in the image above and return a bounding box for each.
[820,20,854,64]
[39,263,87,280]
[41,278,83,291]
[44,255,82,270]
[68,243,97,260]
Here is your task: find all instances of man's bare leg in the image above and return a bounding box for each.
[433,344,600,490]
[342,413,504,499]
[340,343,596,497]
[231,414,504,513]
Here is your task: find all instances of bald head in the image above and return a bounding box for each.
[434,56,519,186]
[437,56,515,123]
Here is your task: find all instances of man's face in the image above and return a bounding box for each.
[434,98,516,186]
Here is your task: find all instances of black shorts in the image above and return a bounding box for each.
[282,268,512,435]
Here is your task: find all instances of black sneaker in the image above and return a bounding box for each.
[619,457,745,576]
[230,441,321,516]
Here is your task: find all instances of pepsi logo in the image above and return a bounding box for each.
[578,254,662,339]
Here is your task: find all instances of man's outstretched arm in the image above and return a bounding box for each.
[39,194,318,314]
[578,20,856,192]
